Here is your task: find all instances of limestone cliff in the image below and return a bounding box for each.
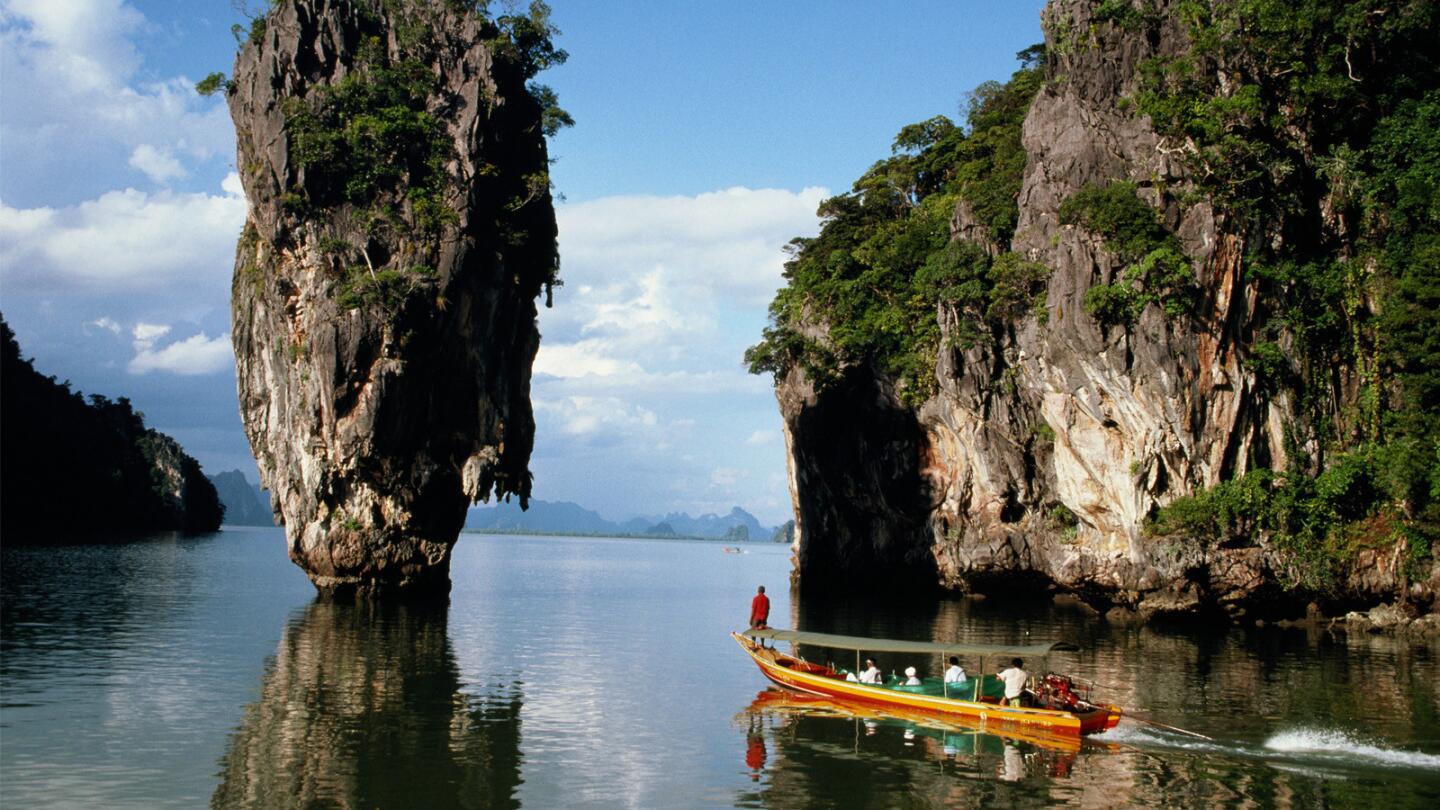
[225,0,562,596]
[767,0,1439,618]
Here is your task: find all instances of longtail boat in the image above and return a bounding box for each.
[732,628,1122,737]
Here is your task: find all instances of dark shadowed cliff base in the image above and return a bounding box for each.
[221,0,565,597]
[757,0,1440,624]
[0,315,224,539]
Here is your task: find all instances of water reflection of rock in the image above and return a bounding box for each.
[212,600,521,809]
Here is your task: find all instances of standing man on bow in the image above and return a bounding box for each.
[750,585,771,630]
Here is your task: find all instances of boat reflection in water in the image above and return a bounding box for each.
[211,599,522,810]
[739,688,1085,783]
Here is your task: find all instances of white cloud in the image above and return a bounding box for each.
[128,144,187,184]
[745,430,778,446]
[533,339,644,379]
[582,268,695,339]
[1,0,143,87]
[536,186,823,395]
[131,321,171,348]
[128,330,232,375]
[221,171,244,197]
[0,178,245,293]
[522,186,821,519]
[0,0,233,201]
[91,316,121,334]
[556,186,828,309]
[534,396,658,437]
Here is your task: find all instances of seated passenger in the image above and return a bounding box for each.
[903,666,922,686]
[845,670,859,682]
[858,658,882,684]
[998,657,1029,707]
[943,656,967,684]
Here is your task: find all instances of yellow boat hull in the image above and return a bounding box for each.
[732,632,1120,737]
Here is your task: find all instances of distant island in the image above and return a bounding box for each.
[465,499,789,542]
[208,470,277,527]
[1,315,223,538]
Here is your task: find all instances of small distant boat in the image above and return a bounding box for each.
[732,628,1122,737]
[722,546,745,554]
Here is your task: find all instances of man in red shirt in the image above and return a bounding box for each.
[750,585,770,629]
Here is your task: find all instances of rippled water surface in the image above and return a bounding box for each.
[3,529,1438,808]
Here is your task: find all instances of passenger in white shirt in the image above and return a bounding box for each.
[858,659,882,684]
[903,666,921,686]
[943,656,967,684]
[997,657,1029,707]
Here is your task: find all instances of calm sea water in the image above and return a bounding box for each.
[2,528,1438,808]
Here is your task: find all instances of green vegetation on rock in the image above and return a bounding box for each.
[1058,181,1195,325]
[1127,0,1440,585]
[210,0,571,312]
[746,48,1047,402]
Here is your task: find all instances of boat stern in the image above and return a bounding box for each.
[1080,704,1123,735]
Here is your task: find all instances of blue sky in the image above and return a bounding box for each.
[0,0,1046,525]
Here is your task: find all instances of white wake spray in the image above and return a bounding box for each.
[1264,728,1440,770]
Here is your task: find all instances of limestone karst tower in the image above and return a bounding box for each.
[225,0,564,596]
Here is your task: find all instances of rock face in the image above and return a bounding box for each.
[226,0,559,596]
[774,0,1437,616]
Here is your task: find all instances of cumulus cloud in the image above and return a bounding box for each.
[128,144,187,184]
[534,396,659,438]
[0,174,245,296]
[538,187,823,389]
[533,339,645,379]
[131,321,171,347]
[0,0,233,201]
[128,329,232,375]
[91,316,122,334]
[1,0,143,84]
[522,186,822,520]
[556,186,828,309]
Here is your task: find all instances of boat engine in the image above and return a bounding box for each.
[1036,673,1081,710]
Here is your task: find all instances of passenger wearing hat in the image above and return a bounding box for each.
[903,666,922,686]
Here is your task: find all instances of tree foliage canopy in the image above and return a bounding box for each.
[746,51,1047,402]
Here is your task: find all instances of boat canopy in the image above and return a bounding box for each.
[741,628,1079,658]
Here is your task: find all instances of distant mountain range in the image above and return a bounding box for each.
[206,476,785,541]
[208,470,277,526]
[466,499,784,541]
